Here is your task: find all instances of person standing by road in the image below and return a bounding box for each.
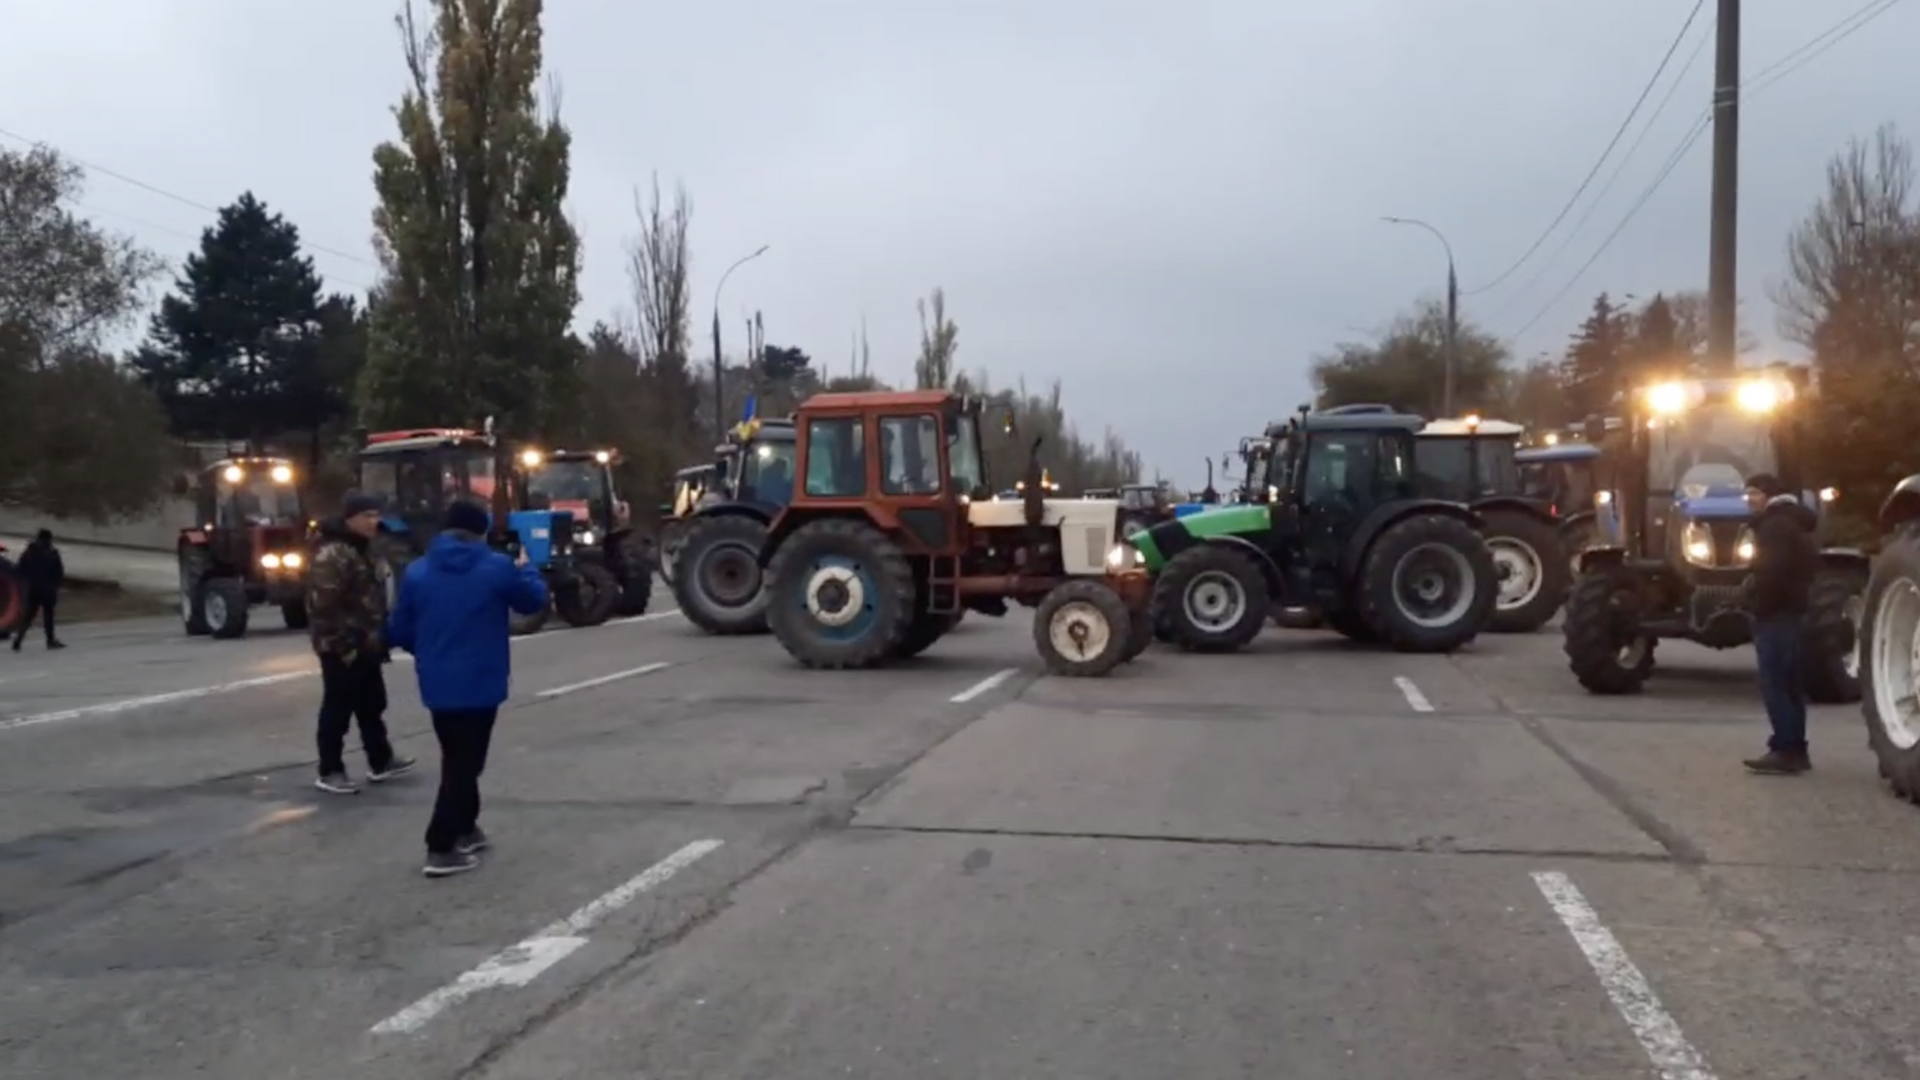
[10,529,66,652]
[386,499,548,878]
[308,493,416,793]
[1741,473,1819,775]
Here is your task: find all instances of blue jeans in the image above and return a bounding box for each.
[1752,616,1808,752]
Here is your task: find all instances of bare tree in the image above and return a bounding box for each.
[1773,124,1920,354]
[627,173,693,364]
[914,287,958,389]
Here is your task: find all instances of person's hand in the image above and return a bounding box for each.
[515,547,529,568]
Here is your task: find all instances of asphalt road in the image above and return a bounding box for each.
[4,591,1920,1079]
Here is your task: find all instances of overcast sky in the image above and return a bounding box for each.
[2,0,1913,484]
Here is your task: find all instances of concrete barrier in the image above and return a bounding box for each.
[0,499,193,553]
[0,534,179,598]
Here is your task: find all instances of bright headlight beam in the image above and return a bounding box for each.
[1646,382,1688,414]
[1735,380,1779,412]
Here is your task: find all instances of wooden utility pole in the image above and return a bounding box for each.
[1706,0,1741,373]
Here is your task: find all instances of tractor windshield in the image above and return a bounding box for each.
[1239,443,1271,499]
[218,476,300,526]
[1264,433,1299,496]
[737,438,798,505]
[949,414,986,495]
[1416,437,1521,501]
[528,461,601,505]
[359,447,497,513]
[1648,403,1777,494]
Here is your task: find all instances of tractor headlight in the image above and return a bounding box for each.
[1595,491,1612,506]
[1106,544,1140,570]
[1646,382,1689,414]
[578,529,596,547]
[261,553,281,569]
[1682,520,1713,565]
[1733,527,1755,564]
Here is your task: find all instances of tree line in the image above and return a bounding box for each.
[1311,121,1920,530]
[0,0,1141,526]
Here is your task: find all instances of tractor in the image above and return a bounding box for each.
[755,389,1152,676]
[1562,372,1864,699]
[670,417,798,635]
[1857,475,1920,799]
[655,461,722,588]
[353,424,611,634]
[525,446,652,618]
[1412,415,1569,633]
[173,456,312,639]
[1517,440,1606,572]
[1135,406,1497,654]
[0,540,20,636]
[1233,436,1273,503]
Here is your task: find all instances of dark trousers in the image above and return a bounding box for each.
[1753,615,1809,753]
[425,709,498,854]
[11,592,55,644]
[316,652,396,775]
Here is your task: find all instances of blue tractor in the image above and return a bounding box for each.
[354,422,610,635]
[1517,440,1605,572]
[1561,372,1864,700]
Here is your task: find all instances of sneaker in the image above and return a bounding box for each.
[315,771,360,794]
[456,827,489,854]
[1743,749,1811,775]
[367,756,418,783]
[423,850,480,877]
[46,640,65,650]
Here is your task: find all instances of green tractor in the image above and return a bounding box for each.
[1133,406,1497,653]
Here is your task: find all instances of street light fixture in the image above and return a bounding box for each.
[712,244,771,438]
[1381,216,1460,416]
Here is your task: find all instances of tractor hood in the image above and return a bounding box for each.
[1130,503,1271,573]
[1672,486,1751,521]
[966,497,1120,530]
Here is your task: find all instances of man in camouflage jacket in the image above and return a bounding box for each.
[307,492,415,794]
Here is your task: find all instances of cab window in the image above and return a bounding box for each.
[805,417,867,497]
[880,414,942,495]
[1303,431,1380,505]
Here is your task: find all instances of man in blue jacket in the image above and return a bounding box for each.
[388,499,549,877]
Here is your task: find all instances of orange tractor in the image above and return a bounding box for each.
[175,455,313,638]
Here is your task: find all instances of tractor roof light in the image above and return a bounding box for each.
[1644,382,1692,415]
[222,465,244,483]
[520,449,544,467]
[1735,377,1793,413]
[594,450,612,464]
[270,464,293,484]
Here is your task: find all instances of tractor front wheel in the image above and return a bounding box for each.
[1358,514,1497,652]
[895,608,963,660]
[673,515,772,635]
[1034,579,1132,677]
[1482,509,1569,634]
[1805,567,1865,704]
[200,577,251,640]
[281,601,309,631]
[1123,604,1153,661]
[557,562,621,628]
[1863,527,1920,799]
[1562,567,1655,694]
[1152,544,1270,653]
[765,519,916,669]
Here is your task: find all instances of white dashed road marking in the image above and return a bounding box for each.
[0,671,313,732]
[1393,676,1433,712]
[536,661,674,698]
[372,839,724,1035]
[1532,870,1716,1080]
[950,667,1018,703]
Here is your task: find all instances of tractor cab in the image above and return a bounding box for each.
[719,418,798,508]
[1516,442,1603,519]
[355,428,511,550]
[526,447,628,546]
[174,456,311,639]
[1562,371,1866,699]
[1234,437,1273,503]
[667,462,720,519]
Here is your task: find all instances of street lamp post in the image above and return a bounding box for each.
[712,244,770,440]
[1381,216,1459,416]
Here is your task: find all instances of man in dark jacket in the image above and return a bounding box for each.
[10,529,65,652]
[387,499,547,877]
[1741,473,1819,774]
[307,493,416,794]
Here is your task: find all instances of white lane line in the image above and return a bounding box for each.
[950,667,1018,703]
[536,661,673,698]
[371,838,723,1035]
[1393,675,1433,712]
[0,671,313,732]
[1531,871,1716,1080]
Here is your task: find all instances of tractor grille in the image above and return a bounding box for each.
[1705,520,1747,565]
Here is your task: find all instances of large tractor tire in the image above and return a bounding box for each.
[179,555,212,636]
[1033,579,1132,677]
[509,601,552,636]
[673,514,772,635]
[1151,543,1270,653]
[556,561,621,628]
[612,534,653,617]
[281,601,309,631]
[1123,604,1153,661]
[1356,514,1497,653]
[765,519,916,670]
[1863,529,1920,799]
[656,522,689,588]
[1805,567,1865,705]
[199,577,251,640]
[1561,516,1599,583]
[896,608,963,660]
[0,573,20,636]
[1324,608,1378,643]
[1562,566,1656,694]
[1481,509,1569,634]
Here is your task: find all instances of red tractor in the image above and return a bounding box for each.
[175,456,312,639]
[0,539,20,636]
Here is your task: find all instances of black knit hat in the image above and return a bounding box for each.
[1744,472,1787,497]
[441,499,491,535]
[341,491,384,518]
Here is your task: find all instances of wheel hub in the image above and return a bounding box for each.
[699,543,760,605]
[804,565,867,629]
[1487,538,1544,609]
[1391,542,1475,630]
[1048,600,1110,659]
[1181,570,1246,631]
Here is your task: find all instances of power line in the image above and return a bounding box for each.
[0,124,379,274]
[1501,0,1910,342]
[1463,0,1707,296]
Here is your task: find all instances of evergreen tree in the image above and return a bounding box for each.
[358,0,582,434]
[1560,293,1631,416]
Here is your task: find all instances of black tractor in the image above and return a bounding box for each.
[1133,406,1498,653]
[656,462,721,588]
[174,456,312,639]
[525,446,652,618]
[670,418,798,634]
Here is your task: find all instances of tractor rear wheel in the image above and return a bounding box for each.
[1325,608,1378,643]
[612,534,653,616]
[200,577,251,640]
[1863,528,1920,799]
[281,601,309,630]
[1123,604,1153,661]
[1357,514,1496,652]
[1562,566,1655,694]
[896,608,963,659]
[673,514,772,635]
[0,574,20,636]
[1805,567,1865,704]
[656,522,689,587]
[1034,579,1132,677]
[179,556,211,636]
[557,562,621,628]
[765,519,916,669]
[1152,544,1270,653]
[1481,509,1568,634]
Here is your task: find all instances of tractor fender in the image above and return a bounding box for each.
[1337,499,1480,582]
[757,509,870,568]
[1192,535,1284,599]
[1575,545,1628,575]
[1877,475,1920,533]
[1469,495,1555,527]
[1559,508,1596,531]
[691,500,777,526]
